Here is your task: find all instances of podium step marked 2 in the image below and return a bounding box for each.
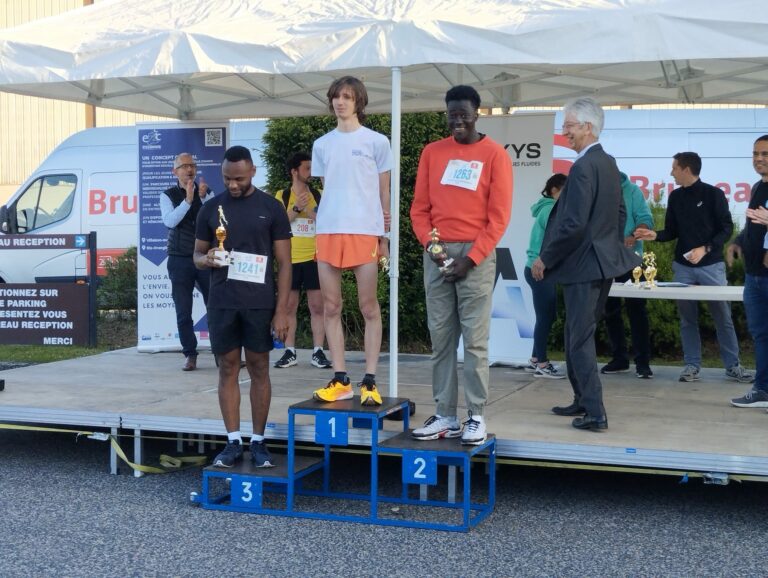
[192,397,496,531]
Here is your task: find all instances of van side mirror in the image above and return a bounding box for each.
[0,205,8,233]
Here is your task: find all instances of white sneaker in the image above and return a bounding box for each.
[725,364,755,384]
[679,364,700,382]
[534,362,566,379]
[412,415,461,440]
[461,412,487,445]
[523,358,538,373]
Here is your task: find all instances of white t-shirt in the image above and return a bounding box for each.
[311,126,393,235]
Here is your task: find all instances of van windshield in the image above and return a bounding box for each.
[13,174,76,233]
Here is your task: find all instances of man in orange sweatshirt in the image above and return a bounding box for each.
[410,85,513,445]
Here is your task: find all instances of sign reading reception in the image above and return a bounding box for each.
[137,123,228,352]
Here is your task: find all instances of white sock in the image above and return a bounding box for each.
[227,431,242,443]
[251,434,264,443]
[314,346,323,353]
[287,347,296,354]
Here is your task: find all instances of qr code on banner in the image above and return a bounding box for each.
[205,129,223,147]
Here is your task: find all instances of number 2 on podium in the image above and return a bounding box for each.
[402,450,437,485]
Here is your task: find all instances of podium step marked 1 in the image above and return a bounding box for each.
[192,397,496,532]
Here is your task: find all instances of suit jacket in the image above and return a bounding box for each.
[539,143,640,284]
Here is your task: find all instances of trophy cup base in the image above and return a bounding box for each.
[439,257,455,273]
[213,249,230,267]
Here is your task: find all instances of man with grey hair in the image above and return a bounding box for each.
[160,152,212,371]
[532,97,639,431]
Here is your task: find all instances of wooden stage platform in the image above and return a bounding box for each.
[0,347,766,479]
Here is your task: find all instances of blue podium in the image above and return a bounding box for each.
[192,397,495,531]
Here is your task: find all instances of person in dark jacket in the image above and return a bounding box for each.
[160,153,212,371]
[726,135,768,408]
[635,152,754,384]
[532,97,640,431]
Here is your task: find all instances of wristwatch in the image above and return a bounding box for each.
[292,205,302,214]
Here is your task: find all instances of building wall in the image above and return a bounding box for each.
[0,0,168,203]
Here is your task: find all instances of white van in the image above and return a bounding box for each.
[0,121,267,283]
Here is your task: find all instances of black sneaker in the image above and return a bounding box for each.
[213,440,243,468]
[636,365,654,379]
[600,359,630,374]
[274,350,297,368]
[730,389,768,408]
[250,440,275,468]
[311,349,332,368]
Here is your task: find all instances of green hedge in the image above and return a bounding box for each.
[262,113,449,350]
[97,246,137,311]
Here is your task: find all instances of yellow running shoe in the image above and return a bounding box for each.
[313,377,352,402]
[360,382,382,406]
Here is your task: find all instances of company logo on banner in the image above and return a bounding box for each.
[137,123,228,352]
[476,114,554,365]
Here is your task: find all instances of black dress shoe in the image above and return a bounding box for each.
[572,414,608,431]
[552,401,586,416]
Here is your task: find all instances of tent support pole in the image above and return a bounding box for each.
[389,66,401,397]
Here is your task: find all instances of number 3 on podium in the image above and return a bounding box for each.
[315,412,348,445]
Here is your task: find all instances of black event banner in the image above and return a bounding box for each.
[0,234,90,249]
[0,284,89,346]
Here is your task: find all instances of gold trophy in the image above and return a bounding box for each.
[642,251,657,289]
[214,205,230,266]
[632,266,642,287]
[379,256,390,273]
[428,227,454,272]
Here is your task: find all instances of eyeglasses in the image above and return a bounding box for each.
[562,121,585,130]
[175,163,197,170]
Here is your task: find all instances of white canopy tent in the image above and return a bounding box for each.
[2,0,768,116]
[3,0,768,394]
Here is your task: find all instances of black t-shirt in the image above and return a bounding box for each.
[196,188,292,309]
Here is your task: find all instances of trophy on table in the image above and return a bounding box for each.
[428,227,454,273]
[642,251,657,289]
[214,205,230,266]
[632,266,643,287]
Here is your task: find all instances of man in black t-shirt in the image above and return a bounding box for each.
[194,146,292,469]
[726,135,768,409]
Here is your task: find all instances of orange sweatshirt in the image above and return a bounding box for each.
[411,135,513,265]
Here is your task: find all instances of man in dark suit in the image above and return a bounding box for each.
[532,97,640,431]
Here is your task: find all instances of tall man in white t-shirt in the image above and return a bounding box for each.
[310,76,393,406]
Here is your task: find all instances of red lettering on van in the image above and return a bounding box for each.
[88,189,138,215]
[652,182,667,203]
[734,182,751,203]
[89,189,106,214]
[630,176,649,199]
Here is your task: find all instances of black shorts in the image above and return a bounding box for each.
[207,308,273,354]
[291,259,320,291]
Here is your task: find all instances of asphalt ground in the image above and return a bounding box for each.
[1,429,766,578]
